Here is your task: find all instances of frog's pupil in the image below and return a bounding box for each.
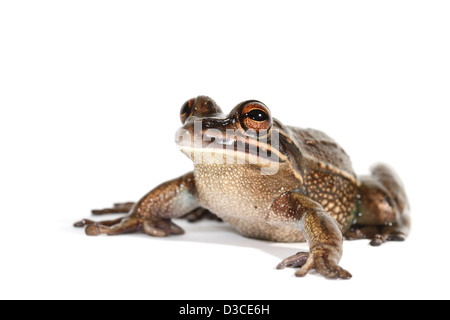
[247,109,268,122]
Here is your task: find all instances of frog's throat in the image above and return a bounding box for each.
[178,144,303,183]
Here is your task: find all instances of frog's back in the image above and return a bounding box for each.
[287,127,355,178]
[287,126,359,230]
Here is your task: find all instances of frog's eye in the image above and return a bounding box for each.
[180,98,196,124]
[238,101,272,135]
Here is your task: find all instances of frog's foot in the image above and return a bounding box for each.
[181,208,223,223]
[344,224,407,246]
[91,202,135,215]
[74,215,185,237]
[74,216,140,236]
[277,252,309,269]
[278,247,352,280]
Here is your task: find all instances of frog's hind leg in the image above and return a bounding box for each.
[74,216,141,236]
[345,164,410,246]
[91,202,136,215]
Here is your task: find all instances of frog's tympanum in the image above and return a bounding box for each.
[75,96,410,279]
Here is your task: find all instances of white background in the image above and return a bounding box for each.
[1,1,449,300]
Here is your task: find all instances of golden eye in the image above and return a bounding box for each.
[239,101,272,134]
[180,98,196,124]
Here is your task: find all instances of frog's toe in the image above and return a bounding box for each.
[74,219,95,228]
[74,217,125,230]
[388,233,406,242]
[369,229,407,246]
[143,219,185,237]
[312,258,352,280]
[294,247,352,280]
[315,261,353,280]
[318,266,352,280]
[74,216,140,236]
[182,208,223,223]
[277,252,309,269]
[85,224,102,236]
[91,202,135,215]
[369,234,387,246]
[168,222,185,235]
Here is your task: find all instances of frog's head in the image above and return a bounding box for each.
[176,96,301,177]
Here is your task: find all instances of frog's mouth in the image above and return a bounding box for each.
[176,128,286,166]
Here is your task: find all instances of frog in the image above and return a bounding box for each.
[74,96,410,279]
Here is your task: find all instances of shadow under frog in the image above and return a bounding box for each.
[74,96,410,280]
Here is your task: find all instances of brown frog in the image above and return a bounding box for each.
[75,96,410,279]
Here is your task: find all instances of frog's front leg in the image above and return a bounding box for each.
[74,172,201,236]
[273,191,352,280]
[89,201,221,222]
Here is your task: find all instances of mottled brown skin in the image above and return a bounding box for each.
[75,96,410,280]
